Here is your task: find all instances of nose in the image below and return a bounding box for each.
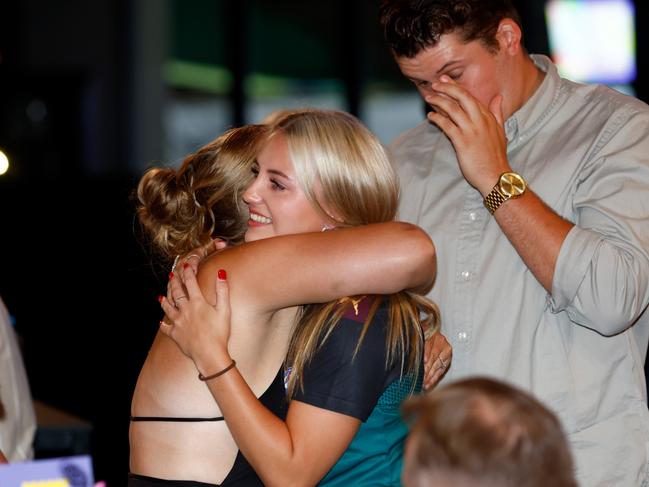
[243,178,262,205]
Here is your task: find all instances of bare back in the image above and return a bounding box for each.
[130,252,295,483]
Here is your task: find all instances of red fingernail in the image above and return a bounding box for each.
[157,295,164,303]
[218,269,227,280]
[183,263,189,269]
[169,271,174,279]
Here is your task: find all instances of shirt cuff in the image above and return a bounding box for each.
[549,225,601,312]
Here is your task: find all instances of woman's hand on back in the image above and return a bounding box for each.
[159,264,232,372]
[422,331,452,391]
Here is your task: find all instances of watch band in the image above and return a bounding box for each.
[483,186,506,214]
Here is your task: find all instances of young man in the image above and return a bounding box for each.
[379,1,649,485]
[402,377,578,487]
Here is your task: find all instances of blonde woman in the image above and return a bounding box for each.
[156,110,442,486]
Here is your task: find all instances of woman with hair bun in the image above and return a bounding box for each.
[136,123,268,261]
[130,109,449,486]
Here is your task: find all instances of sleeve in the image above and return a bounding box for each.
[292,305,391,422]
[549,108,649,336]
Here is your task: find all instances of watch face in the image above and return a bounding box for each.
[499,172,526,197]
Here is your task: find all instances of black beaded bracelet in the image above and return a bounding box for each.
[198,360,237,381]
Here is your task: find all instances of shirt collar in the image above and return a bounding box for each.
[505,54,562,143]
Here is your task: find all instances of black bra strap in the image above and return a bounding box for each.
[130,416,225,422]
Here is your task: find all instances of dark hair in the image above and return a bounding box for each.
[136,124,269,262]
[379,0,522,58]
[402,377,577,487]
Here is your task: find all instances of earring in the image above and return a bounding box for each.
[321,224,335,232]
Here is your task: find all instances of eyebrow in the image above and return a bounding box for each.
[267,168,292,180]
[435,60,462,75]
[406,59,463,83]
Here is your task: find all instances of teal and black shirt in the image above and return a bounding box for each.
[292,296,423,487]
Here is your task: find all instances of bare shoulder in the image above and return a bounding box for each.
[194,242,273,314]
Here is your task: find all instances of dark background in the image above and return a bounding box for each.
[0,1,647,484]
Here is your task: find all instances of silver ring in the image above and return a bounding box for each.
[174,295,188,303]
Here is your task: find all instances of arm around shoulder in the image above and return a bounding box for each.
[196,221,436,313]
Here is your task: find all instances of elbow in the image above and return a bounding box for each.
[402,223,437,289]
[602,303,647,336]
[262,472,314,487]
[256,455,319,487]
[577,312,634,337]
[566,300,646,337]
[283,481,312,487]
[559,242,649,336]
[378,222,437,293]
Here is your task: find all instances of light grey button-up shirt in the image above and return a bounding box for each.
[390,55,649,487]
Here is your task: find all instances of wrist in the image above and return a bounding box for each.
[198,359,236,382]
[195,347,232,378]
[478,178,498,198]
[483,171,527,214]
[477,166,512,197]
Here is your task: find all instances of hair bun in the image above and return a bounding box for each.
[136,166,209,262]
[135,125,267,263]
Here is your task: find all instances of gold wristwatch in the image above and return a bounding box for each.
[483,172,527,214]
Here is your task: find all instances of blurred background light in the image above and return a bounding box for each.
[0,149,9,175]
[545,0,636,92]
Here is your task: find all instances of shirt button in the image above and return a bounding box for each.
[458,331,469,342]
[460,270,471,280]
[469,212,477,221]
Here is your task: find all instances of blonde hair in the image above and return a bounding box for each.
[270,109,440,397]
[273,109,398,226]
[136,124,269,262]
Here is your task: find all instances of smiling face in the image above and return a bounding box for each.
[396,29,517,118]
[242,132,328,242]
